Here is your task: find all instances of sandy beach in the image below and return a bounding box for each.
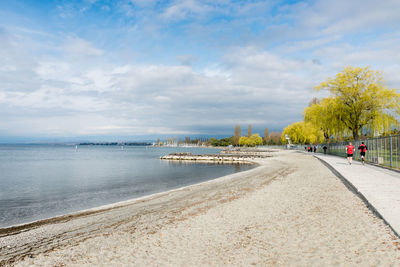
[1,150,400,266]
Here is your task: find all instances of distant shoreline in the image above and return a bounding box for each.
[78,142,152,146]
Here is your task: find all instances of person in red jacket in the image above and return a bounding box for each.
[358,142,368,165]
[346,142,355,165]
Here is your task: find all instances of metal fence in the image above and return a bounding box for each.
[316,135,400,169]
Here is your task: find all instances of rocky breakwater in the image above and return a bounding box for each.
[160,152,270,164]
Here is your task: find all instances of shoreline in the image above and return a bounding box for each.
[1,155,280,265]
[2,150,400,266]
[0,161,260,235]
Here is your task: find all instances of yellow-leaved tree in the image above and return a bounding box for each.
[281,121,324,144]
[304,97,348,141]
[315,66,400,139]
[239,134,263,147]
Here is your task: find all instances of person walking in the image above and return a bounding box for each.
[323,145,328,154]
[358,142,368,165]
[346,142,355,165]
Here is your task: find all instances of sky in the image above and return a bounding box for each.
[0,0,400,142]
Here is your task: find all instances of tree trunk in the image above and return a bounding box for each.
[352,128,359,140]
[324,131,329,142]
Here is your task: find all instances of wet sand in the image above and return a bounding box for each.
[1,150,400,266]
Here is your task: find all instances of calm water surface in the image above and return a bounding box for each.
[0,145,253,228]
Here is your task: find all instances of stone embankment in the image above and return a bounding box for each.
[160,152,271,163]
[219,148,277,154]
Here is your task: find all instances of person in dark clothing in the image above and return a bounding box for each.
[313,146,317,153]
[323,145,327,154]
[358,142,368,165]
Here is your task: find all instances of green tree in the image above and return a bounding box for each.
[210,137,233,147]
[315,66,400,139]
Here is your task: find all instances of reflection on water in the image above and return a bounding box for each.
[234,164,241,172]
[0,145,254,228]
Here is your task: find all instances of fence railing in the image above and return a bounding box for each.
[301,135,400,169]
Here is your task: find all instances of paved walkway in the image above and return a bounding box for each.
[313,153,400,237]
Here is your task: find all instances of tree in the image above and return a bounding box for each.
[315,66,400,139]
[248,134,263,146]
[185,137,190,144]
[263,128,269,144]
[247,125,252,137]
[308,97,320,106]
[210,137,233,147]
[268,132,282,145]
[239,136,247,146]
[304,97,346,141]
[281,121,324,144]
[233,125,241,146]
[239,134,263,147]
[262,128,283,145]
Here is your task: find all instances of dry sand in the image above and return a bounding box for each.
[1,150,400,266]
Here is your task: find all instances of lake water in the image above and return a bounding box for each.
[0,145,253,228]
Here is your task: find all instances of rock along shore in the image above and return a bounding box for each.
[159,150,273,163]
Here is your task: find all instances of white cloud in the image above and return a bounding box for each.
[6,37,396,136]
[1,0,400,139]
[288,0,400,36]
[177,54,197,66]
[154,96,172,103]
[162,0,213,20]
[64,36,104,57]
[35,61,71,80]
[1,45,317,136]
